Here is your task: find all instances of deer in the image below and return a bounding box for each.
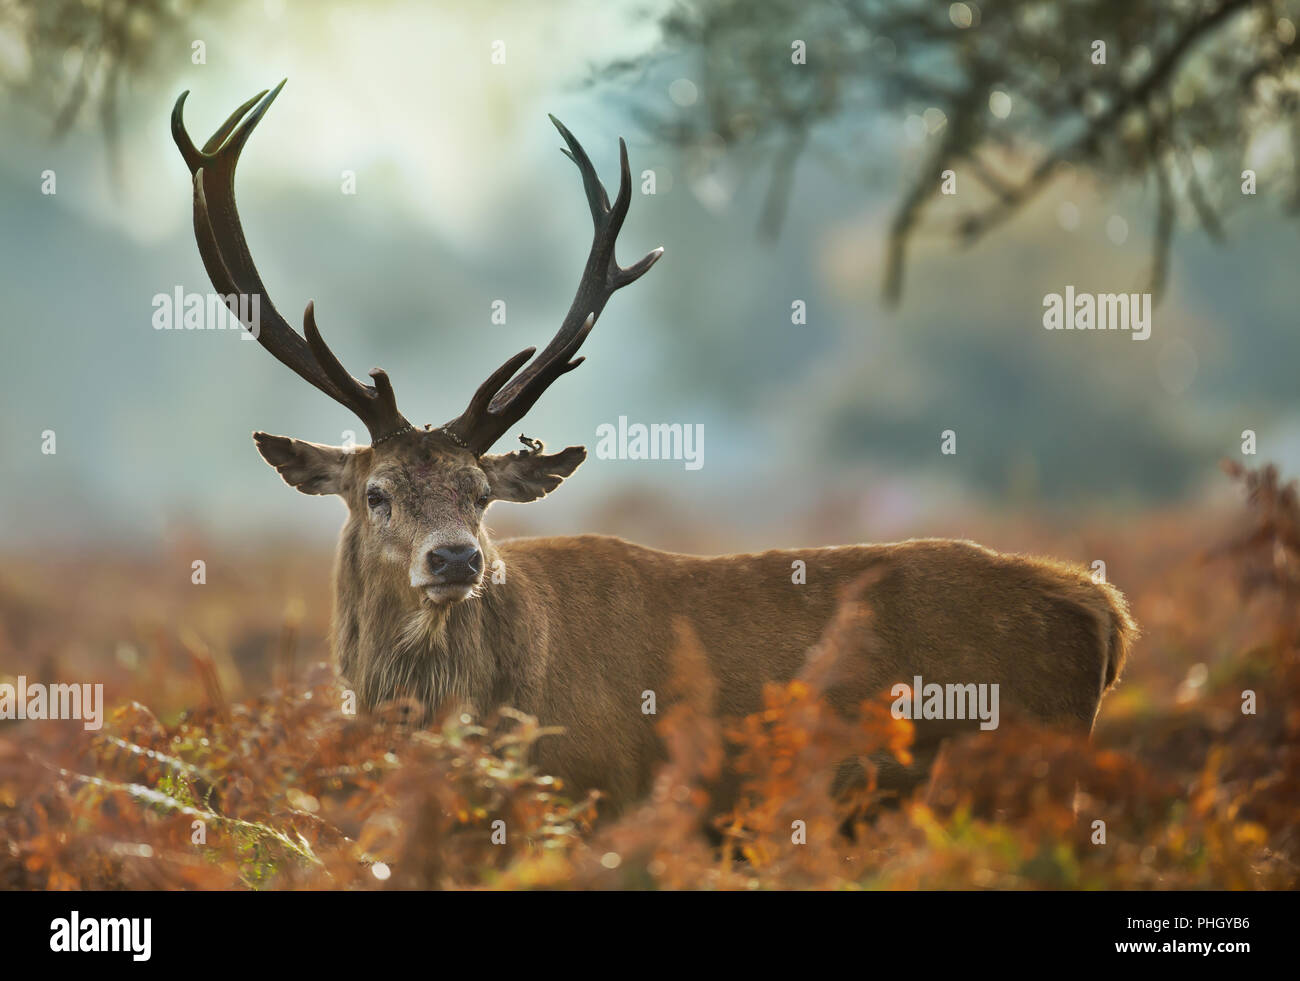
[172,81,1136,817]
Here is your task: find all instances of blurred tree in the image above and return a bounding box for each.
[0,0,214,188]
[607,0,1300,305]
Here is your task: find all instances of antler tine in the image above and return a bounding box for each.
[460,347,538,422]
[446,118,663,455]
[498,313,594,404]
[173,82,411,444]
[302,302,408,439]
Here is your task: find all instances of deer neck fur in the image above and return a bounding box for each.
[332,519,518,717]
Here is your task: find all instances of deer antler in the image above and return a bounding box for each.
[171,80,412,444]
[443,115,663,455]
[174,84,660,453]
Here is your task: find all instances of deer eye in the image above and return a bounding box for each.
[366,488,389,510]
[476,491,491,509]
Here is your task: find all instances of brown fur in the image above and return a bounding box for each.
[255,426,1137,815]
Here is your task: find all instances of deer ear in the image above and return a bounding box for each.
[253,432,350,496]
[481,442,586,503]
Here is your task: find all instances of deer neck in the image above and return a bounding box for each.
[332,529,511,717]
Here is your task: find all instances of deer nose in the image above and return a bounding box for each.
[427,544,483,583]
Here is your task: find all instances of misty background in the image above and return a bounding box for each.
[2,0,1299,553]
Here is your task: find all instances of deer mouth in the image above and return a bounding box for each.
[422,583,478,605]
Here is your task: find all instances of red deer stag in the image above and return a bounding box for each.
[172,82,1136,815]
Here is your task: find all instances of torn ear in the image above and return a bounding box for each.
[481,436,586,503]
[253,432,350,496]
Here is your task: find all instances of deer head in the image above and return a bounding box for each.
[172,80,662,608]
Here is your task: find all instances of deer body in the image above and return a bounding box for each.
[335,526,1132,812]
[174,83,1135,818]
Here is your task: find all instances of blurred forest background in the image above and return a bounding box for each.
[2,0,1300,550]
[2,0,1300,890]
